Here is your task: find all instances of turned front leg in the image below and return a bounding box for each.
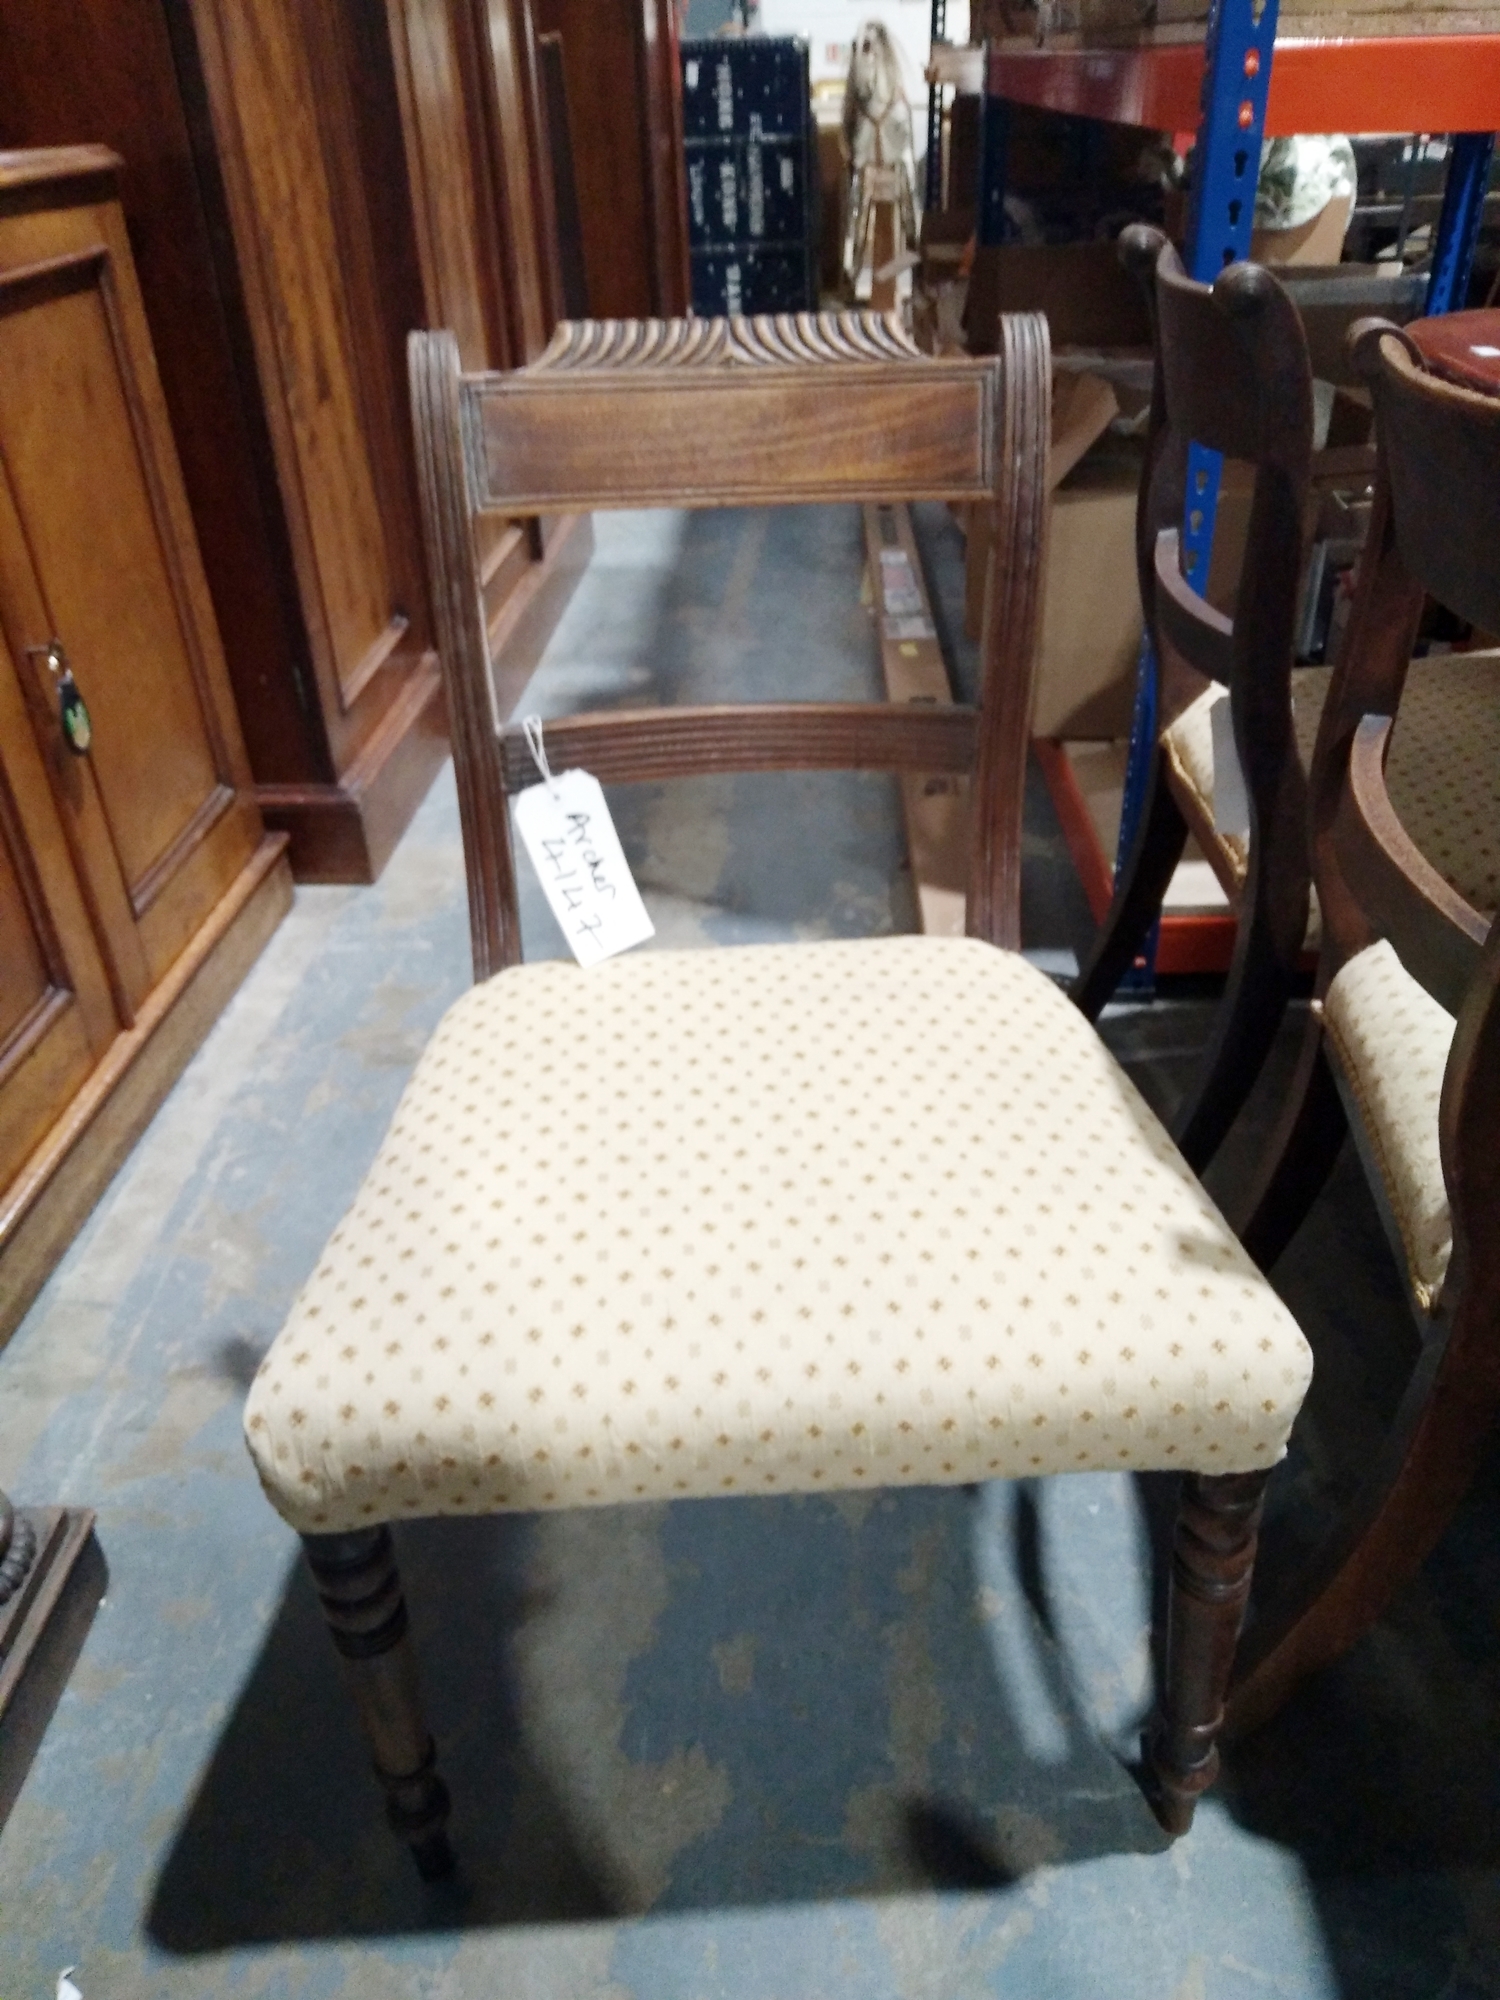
[1146,1469,1270,1837]
[302,1526,453,1879]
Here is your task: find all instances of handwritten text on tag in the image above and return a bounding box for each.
[513,768,655,966]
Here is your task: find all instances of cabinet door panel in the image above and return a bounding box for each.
[0,267,223,893]
[191,0,410,718]
[0,625,119,1196]
[0,199,262,998]
[0,814,50,1039]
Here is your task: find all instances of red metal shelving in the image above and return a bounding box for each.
[987,33,1500,136]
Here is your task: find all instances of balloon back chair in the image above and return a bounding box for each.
[1226,310,1500,1733]
[1072,229,1317,1173]
[1075,230,1496,1189]
[243,309,1313,1875]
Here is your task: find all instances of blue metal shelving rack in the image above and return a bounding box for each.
[965,9,1496,989]
[1115,0,1281,986]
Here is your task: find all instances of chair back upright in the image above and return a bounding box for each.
[1310,321,1500,1016]
[1364,321,1500,640]
[409,310,1051,978]
[1314,315,1500,1309]
[1122,224,1316,965]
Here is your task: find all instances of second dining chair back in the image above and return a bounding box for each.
[1073,229,1315,1171]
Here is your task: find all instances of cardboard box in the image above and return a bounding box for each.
[964,239,1152,356]
[1034,452,1143,738]
[965,444,1142,738]
[689,244,814,315]
[965,367,1141,739]
[686,137,811,250]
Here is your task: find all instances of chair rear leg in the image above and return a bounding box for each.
[303,1526,454,1880]
[1232,1018,1347,1272]
[1144,1468,1270,1836]
[1225,1304,1500,1740]
[1072,753,1189,1023]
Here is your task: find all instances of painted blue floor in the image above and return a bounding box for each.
[4,506,1500,1997]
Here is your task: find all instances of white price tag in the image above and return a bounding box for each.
[878,548,929,622]
[1209,690,1251,839]
[884,614,936,641]
[513,764,655,967]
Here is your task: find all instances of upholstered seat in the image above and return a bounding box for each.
[1322,939,1457,1313]
[1162,669,1327,891]
[246,936,1311,1533]
[1164,653,1500,917]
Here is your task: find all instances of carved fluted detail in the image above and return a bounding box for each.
[530,310,923,374]
[0,1490,38,1606]
[500,702,979,794]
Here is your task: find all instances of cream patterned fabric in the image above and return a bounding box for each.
[1162,654,1500,920]
[245,937,1312,1533]
[1387,652,1500,918]
[1323,939,1458,1313]
[1163,683,1246,883]
[1161,669,1329,891]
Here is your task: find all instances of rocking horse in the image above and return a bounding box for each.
[842,20,919,313]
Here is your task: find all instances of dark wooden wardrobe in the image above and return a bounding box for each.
[0,0,592,883]
[532,0,690,321]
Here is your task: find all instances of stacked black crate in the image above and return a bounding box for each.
[681,37,816,318]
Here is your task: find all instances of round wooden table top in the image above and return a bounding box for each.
[1409,310,1500,398]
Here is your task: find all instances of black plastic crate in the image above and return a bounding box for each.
[680,36,809,142]
[689,242,814,317]
[686,136,809,249]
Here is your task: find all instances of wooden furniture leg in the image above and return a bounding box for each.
[302,1527,453,1879]
[0,1493,100,1833]
[1145,1468,1270,1835]
[1233,1014,1348,1272]
[1072,749,1190,1022]
[1227,1292,1500,1740]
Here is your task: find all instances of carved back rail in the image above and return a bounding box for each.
[411,310,1051,977]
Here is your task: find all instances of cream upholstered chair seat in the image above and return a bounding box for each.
[1322,939,1458,1313]
[246,936,1312,1534]
[1163,653,1500,916]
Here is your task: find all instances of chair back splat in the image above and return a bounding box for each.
[410,311,1051,978]
[1073,228,1316,1174]
[1361,322,1500,642]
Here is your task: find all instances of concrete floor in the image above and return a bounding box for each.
[4,505,1500,1998]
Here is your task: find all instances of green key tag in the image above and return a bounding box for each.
[58,669,92,756]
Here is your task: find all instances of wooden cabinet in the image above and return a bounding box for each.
[0,149,291,1343]
[0,623,118,1204]
[0,0,588,883]
[532,0,689,321]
